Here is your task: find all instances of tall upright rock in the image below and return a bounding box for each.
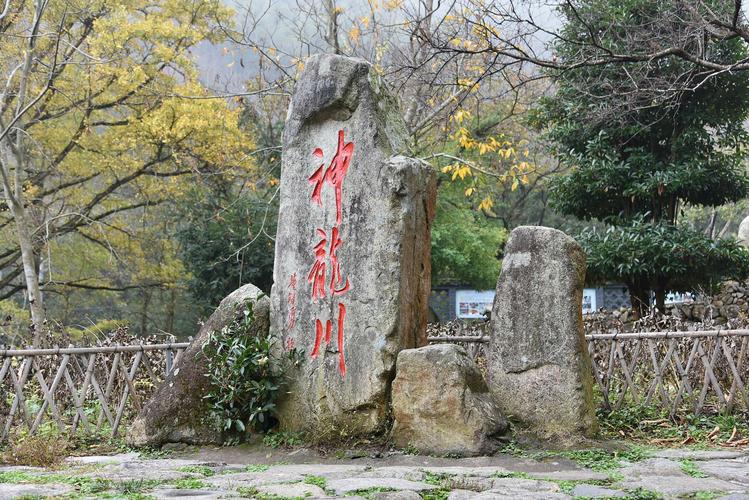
[270,54,436,434]
[488,226,598,442]
[738,215,749,247]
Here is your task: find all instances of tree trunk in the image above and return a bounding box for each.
[628,280,650,320]
[166,287,176,335]
[11,204,45,345]
[140,289,151,337]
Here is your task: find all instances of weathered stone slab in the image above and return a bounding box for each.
[270,53,436,434]
[488,226,597,441]
[255,482,327,498]
[128,284,269,447]
[618,458,743,495]
[0,483,76,498]
[653,449,746,460]
[392,344,508,456]
[571,484,626,498]
[326,477,437,496]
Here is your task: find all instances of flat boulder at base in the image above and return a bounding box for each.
[391,344,508,456]
[270,54,436,434]
[127,284,269,447]
[488,226,598,442]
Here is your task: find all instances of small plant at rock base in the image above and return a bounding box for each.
[203,299,299,434]
[403,443,420,455]
[246,464,271,472]
[262,430,304,449]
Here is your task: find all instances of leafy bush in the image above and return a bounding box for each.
[202,300,297,435]
[578,219,749,311]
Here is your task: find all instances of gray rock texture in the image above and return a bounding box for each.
[488,226,598,441]
[739,215,749,247]
[391,344,508,456]
[270,54,436,434]
[127,284,269,447]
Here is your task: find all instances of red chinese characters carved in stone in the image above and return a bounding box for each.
[308,130,354,226]
[306,130,354,377]
[307,229,328,300]
[310,302,346,376]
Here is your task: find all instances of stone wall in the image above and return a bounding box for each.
[587,281,749,332]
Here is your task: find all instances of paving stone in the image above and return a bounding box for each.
[270,463,368,478]
[65,452,140,465]
[474,490,570,499]
[448,490,479,500]
[572,484,627,498]
[445,475,494,491]
[653,449,746,461]
[205,470,305,488]
[356,466,425,481]
[700,459,749,486]
[419,466,513,478]
[371,490,423,500]
[618,458,743,495]
[255,482,327,497]
[326,477,437,495]
[527,469,610,481]
[719,495,749,500]
[153,488,226,499]
[0,483,76,498]
[489,477,563,493]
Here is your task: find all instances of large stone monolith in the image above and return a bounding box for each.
[270,54,436,434]
[488,226,597,442]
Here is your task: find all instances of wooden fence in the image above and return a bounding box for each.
[3,330,748,442]
[0,343,189,442]
[428,329,749,417]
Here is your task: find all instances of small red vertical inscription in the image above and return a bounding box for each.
[286,273,298,331]
[306,130,354,376]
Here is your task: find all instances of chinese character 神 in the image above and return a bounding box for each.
[308,130,354,226]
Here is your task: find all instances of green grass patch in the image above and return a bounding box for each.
[172,477,209,489]
[262,431,304,449]
[346,487,397,498]
[246,464,271,472]
[491,471,533,479]
[176,465,215,477]
[304,474,327,489]
[680,459,709,478]
[421,488,451,500]
[622,487,663,499]
[598,404,749,446]
[559,446,651,472]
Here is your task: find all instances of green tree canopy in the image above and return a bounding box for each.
[534,0,749,314]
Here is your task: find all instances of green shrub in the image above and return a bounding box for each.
[202,300,300,435]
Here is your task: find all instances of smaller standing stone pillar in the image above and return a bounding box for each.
[488,226,597,442]
[738,215,749,248]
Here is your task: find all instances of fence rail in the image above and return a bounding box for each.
[3,330,748,442]
[428,330,749,417]
[0,343,189,442]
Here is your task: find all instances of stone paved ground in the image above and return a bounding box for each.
[2,445,749,499]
